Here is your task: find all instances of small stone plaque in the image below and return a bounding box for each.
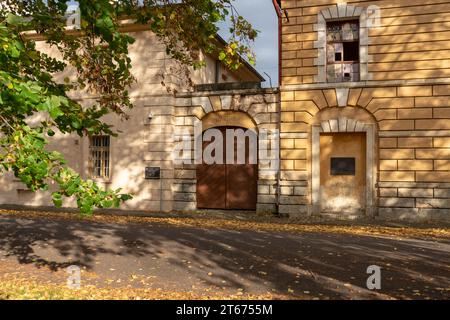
[331,157,356,176]
[145,167,161,180]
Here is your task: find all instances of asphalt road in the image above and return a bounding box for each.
[0,215,449,299]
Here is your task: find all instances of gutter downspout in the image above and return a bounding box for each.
[272,0,282,86]
[272,0,282,215]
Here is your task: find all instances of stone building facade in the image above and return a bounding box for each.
[1,1,450,222]
[278,0,450,220]
[172,89,280,214]
[0,25,280,215]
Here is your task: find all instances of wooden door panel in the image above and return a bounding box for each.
[196,164,226,209]
[226,164,257,210]
[196,126,258,210]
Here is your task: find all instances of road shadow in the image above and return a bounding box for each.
[0,215,449,299]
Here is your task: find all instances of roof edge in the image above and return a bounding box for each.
[214,34,266,83]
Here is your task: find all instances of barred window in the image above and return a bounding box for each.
[90,136,110,179]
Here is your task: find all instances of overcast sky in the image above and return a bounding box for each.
[219,0,279,87]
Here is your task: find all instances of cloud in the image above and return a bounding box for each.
[219,0,279,87]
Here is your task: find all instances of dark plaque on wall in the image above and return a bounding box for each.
[331,157,356,176]
[145,167,161,180]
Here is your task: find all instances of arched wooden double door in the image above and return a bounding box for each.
[196,126,258,210]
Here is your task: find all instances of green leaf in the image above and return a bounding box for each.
[52,192,63,207]
[45,96,65,119]
[6,14,26,26]
[102,199,114,208]
[10,46,20,58]
[71,119,81,129]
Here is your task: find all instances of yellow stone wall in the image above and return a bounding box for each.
[280,0,450,220]
[281,0,450,84]
[281,86,450,220]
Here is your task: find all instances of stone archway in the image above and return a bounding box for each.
[172,91,279,214]
[201,110,258,132]
[312,115,376,217]
[196,110,259,210]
